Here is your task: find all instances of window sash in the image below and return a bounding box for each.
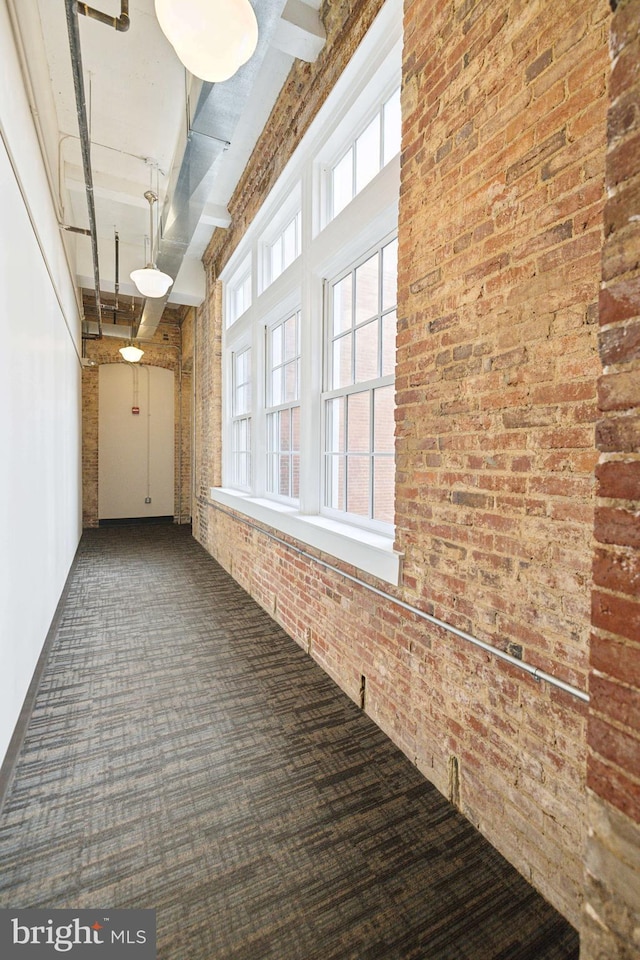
[322,236,397,528]
[330,87,401,220]
[265,311,301,501]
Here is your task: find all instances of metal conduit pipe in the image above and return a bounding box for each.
[64,0,102,336]
[77,1,130,32]
[209,501,590,704]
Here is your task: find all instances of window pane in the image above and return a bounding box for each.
[373,385,395,452]
[347,457,371,517]
[332,148,353,217]
[373,457,395,523]
[267,411,278,451]
[271,368,282,406]
[238,383,251,415]
[332,276,352,335]
[326,454,346,510]
[270,238,283,282]
[355,116,381,193]
[284,314,298,359]
[292,454,300,499]
[267,452,278,492]
[279,455,290,498]
[292,405,300,451]
[325,397,345,453]
[382,310,396,377]
[355,319,379,383]
[355,254,379,325]
[285,360,298,402]
[332,335,352,389]
[382,237,398,311]
[283,218,297,268]
[280,409,290,451]
[271,323,283,365]
[347,392,370,453]
[383,88,401,165]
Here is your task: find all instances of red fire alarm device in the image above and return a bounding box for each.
[132,406,140,415]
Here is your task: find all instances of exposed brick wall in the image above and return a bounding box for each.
[192,272,221,537]
[193,0,613,929]
[583,1,640,956]
[82,322,191,527]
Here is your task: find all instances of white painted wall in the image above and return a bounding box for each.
[99,364,175,519]
[0,1,82,765]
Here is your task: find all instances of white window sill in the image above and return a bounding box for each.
[210,488,402,586]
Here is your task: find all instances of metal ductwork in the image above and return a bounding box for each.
[64,0,324,343]
[135,0,289,340]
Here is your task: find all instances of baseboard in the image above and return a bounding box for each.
[0,543,80,817]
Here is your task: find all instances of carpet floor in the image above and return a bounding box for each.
[0,524,579,959]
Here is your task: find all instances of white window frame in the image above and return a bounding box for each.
[215,0,403,585]
[322,234,397,534]
[226,254,252,328]
[328,86,402,221]
[265,308,302,503]
[230,345,252,490]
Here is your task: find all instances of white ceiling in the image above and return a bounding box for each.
[11,0,323,313]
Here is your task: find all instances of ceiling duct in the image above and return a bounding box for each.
[135,0,288,340]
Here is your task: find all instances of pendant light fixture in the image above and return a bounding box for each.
[119,343,144,363]
[130,190,173,299]
[154,0,258,83]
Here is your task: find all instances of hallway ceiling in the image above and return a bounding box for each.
[10,0,324,332]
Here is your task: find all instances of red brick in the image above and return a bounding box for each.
[596,414,640,453]
[588,716,640,784]
[591,631,640,685]
[608,86,640,141]
[610,2,640,59]
[590,673,640,732]
[595,507,640,550]
[598,369,640,411]
[587,754,640,823]
[603,177,640,237]
[609,34,640,102]
[599,277,640,326]
[592,590,640,644]
[593,544,640,597]
[607,130,640,188]
[595,460,640,500]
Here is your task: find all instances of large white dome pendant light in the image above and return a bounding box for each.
[154,0,258,83]
[130,190,173,299]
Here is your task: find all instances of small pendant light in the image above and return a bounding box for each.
[119,344,144,363]
[130,190,173,299]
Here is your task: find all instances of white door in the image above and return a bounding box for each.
[98,364,174,520]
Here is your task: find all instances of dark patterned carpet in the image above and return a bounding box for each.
[0,524,579,959]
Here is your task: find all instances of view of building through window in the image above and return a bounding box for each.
[266,311,301,499]
[325,236,397,524]
[231,347,251,488]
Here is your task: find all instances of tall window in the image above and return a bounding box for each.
[331,87,401,219]
[324,236,397,526]
[217,0,402,583]
[231,347,251,488]
[266,311,301,500]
